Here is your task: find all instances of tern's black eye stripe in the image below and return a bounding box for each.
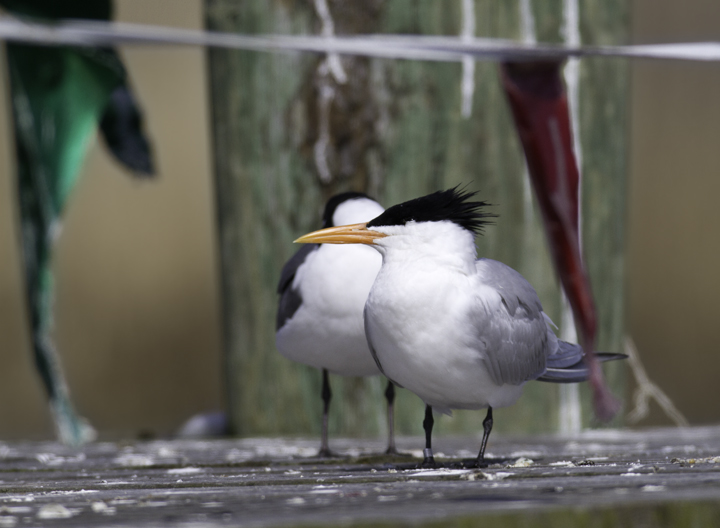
[366,186,497,235]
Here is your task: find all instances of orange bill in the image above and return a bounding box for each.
[294,223,387,245]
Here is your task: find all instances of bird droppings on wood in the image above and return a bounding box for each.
[1,426,720,527]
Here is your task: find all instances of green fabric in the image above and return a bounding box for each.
[6,43,124,445]
[9,45,124,215]
[3,0,153,445]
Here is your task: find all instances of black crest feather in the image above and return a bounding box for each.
[366,187,496,235]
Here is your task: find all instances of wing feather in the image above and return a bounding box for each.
[473,259,549,385]
[276,244,318,330]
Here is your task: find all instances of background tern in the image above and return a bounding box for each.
[277,192,400,456]
[296,187,625,467]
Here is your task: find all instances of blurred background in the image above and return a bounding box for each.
[0,0,717,440]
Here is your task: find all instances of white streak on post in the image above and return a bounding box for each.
[314,61,335,184]
[312,0,346,183]
[460,0,475,118]
[313,0,347,83]
[519,0,537,241]
[519,0,536,45]
[559,0,582,436]
[562,0,582,233]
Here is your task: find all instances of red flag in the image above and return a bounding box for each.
[500,61,619,421]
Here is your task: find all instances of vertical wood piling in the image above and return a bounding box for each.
[205,0,627,439]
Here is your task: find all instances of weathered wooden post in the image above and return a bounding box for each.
[204,0,627,439]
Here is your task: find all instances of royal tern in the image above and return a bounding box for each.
[277,192,400,456]
[295,187,625,466]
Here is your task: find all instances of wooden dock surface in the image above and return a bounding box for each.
[1,425,719,527]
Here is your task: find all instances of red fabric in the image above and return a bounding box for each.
[500,61,619,421]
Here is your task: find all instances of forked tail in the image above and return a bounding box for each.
[538,341,626,383]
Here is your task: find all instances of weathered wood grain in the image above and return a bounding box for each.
[0,426,718,527]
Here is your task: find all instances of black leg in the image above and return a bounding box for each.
[476,406,493,466]
[384,381,399,455]
[422,404,435,467]
[318,369,332,457]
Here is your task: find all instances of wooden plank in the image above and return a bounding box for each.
[0,427,718,526]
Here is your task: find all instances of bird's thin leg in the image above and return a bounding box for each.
[384,381,398,455]
[422,404,435,467]
[318,369,332,457]
[476,406,494,466]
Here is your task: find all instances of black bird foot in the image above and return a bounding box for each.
[455,456,503,469]
[458,457,488,469]
[420,457,436,468]
[316,447,340,458]
[419,448,437,468]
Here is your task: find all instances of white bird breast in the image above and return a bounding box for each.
[276,243,382,377]
[364,259,526,414]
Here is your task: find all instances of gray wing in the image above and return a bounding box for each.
[276,244,318,330]
[474,258,550,385]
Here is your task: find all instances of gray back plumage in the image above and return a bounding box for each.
[474,258,549,386]
[478,258,544,318]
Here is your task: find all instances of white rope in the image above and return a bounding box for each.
[460,0,476,118]
[558,0,583,436]
[1,17,720,62]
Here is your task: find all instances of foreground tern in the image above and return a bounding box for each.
[277,192,400,456]
[296,188,625,467]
